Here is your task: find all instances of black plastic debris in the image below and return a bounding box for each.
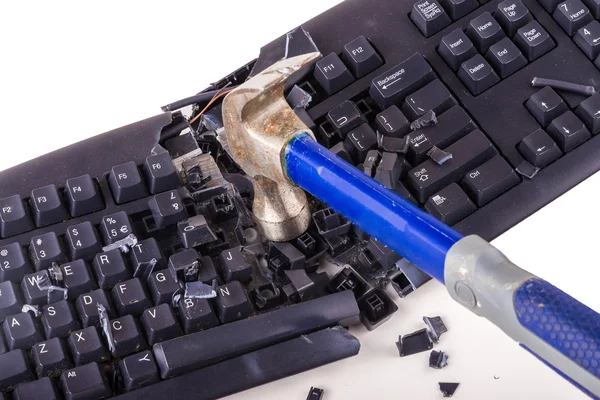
[515,160,540,179]
[439,382,460,398]
[377,132,410,153]
[268,242,306,276]
[283,270,329,303]
[423,316,448,343]
[313,208,352,239]
[328,266,371,299]
[358,288,398,330]
[208,193,238,221]
[169,248,201,283]
[363,149,382,177]
[133,257,157,282]
[21,304,41,317]
[177,216,218,248]
[253,282,282,309]
[427,146,453,165]
[396,328,433,357]
[36,273,68,303]
[287,85,313,109]
[390,259,432,298]
[367,238,401,270]
[429,350,449,369]
[306,386,325,400]
[410,110,437,130]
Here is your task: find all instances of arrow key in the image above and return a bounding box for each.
[547,111,591,151]
[574,21,600,59]
[525,87,568,127]
[518,129,562,168]
[575,92,600,133]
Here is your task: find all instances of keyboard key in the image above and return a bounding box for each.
[407,105,477,165]
[410,0,452,37]
[575,93,600,133]
[215,281,254,323]
[176,297,219,334]
[376,106,411,138]
[0,330,6,354]
[140,304,182,345]
[65,174,104,217]
[65,221,102,260]
[0,195,33,238]
[518,129,562,167]
[526,87,569,127]
[3,312,44,351]
[0,281,24,322]
[461,156,520,206]
[109,314,147,358]
[22,270,60,305]
[425,183,477,224]
[219,247,252,283]
[32,337,73,378]
[485,37,527,78]
[100,211,133,244]
[374,153,407,189]
[457,54,500,95]
[148,270,180,305]
[344,123,378,163]
[112,278,152,316]
[539,0,563,12]
[168,248,200,283]
[154,291,358,379]
[439,29,478,71]
[75,289,115,328]
[68,327,109,365]
[93,249,131,289]
[548,111,592,151]
[61,260,97,301]
[0,243,32,283]
[514,21,555,60]
[14,376,60,400]
[574,21,600,59]
[178,215,218,249]
[42,300,80,339]
[402,80,457,121]
[109,161,148,204]
[553,0,593,36]
[131,238,166,276]
[0,349,34,391]
[439,0,479,20]
[407,129,498,202]
[496,0,533,37]
[467,12,506,52]
[30,184,68,228]
[314,53,355,95]
[583,0,600,17]
[326,100,367,138]
[143,152,181,194]
[30,232,66,270]
[149,189,187,228]
[330,142,352,163]
[342,36,383,78]
[369,54,435,108]
[60,362,112,399]
[118,350,160,391]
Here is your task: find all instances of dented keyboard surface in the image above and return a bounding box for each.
[2,0,600,398]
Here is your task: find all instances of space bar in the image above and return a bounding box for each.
[153,290,360,379]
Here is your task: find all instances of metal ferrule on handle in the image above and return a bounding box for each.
[285,133,600,397]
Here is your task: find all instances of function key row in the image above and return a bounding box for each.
[439,1,555,95]
[0,152,181,239]
[313,36,383,95]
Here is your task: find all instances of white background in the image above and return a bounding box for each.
[0,1,598,399]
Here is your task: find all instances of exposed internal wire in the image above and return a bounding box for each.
[161,84,239,112]
[188,84,234,125]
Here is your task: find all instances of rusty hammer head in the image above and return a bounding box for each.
[222,52,321,242]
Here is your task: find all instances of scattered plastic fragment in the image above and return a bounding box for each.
[532,77,596,96]
[184,280,217,299]
[429,350,449,369]
[306,386,325,400]
[427,146,453,165]
[21,304,41,317]
[423,316,448,343]
[494,376,500,380]
[515,160,540,179]
[410,110,437,130]
[102,234,138,254]
[48,263,64,284]
[171,287,184,308]
[36,274,68,302]
[287,85,313,109]
[133,258,158,282]
[396,328,433,357]
[439,382,460,398]
[98,303,115,353]
[377,132,410,153]
[389,259,431,298]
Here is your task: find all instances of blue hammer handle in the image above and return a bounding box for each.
[285,133,600,397]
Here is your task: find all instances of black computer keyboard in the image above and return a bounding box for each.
[2,0,600,398]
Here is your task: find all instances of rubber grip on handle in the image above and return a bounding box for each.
[515,278,600,382]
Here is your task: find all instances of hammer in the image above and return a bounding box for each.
[222,52,600,396]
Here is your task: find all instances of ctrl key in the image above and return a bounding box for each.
[0,349,34,391]
[60,362,112,400]
[458,55,500,95]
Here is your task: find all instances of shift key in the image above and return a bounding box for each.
[369,54,436,108]
[407,129,498,203]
